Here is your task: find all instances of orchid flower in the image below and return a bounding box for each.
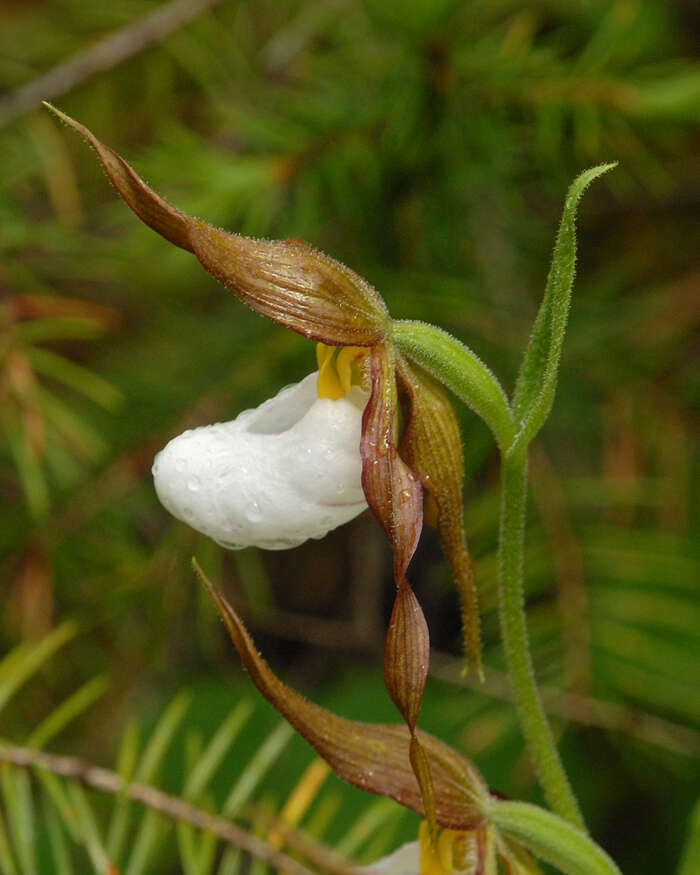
[47,106,622,875]
[46,104,485,830]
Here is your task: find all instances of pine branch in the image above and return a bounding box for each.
[0,0,225,127]
[0,742,325,875]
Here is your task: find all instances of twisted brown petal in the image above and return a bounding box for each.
[360,343,423,583]
[384,580,429,732]
[193,560,489,830]
[45,104,389,346]
[359,345,438,830]
[409,735,437,840]
[384,580,436,835]
[397,355,483,677]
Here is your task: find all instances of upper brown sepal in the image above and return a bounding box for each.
[43,103,193,251]
[189,227,389,345]
[45,103,389,347]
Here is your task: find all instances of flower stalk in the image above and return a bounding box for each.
[498,448,584,830]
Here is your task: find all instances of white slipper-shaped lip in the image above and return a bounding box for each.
[152,372,368,550]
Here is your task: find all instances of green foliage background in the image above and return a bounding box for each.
[1,1,698,872]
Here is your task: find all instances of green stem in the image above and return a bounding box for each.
[490,800,620,875]
[499,448,585,831]
[392,320,516,452]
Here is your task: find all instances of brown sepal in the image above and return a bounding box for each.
[190,229,389,345]
[45,104,389,347]
[360,343,423,583]
[43,104,193,251]
[397,355,483,677]
[193,560,488,830]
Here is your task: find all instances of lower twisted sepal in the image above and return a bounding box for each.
[193,559,489,831]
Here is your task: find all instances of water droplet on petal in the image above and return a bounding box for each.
[175,458,186,473]
[400,488,412,503]
[245,500,262,522]
[187,476,200,492]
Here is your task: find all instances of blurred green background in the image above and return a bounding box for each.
[1,1,698,872]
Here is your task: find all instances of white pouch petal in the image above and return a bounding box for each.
[360,841,420,874]
[152,372,368,550]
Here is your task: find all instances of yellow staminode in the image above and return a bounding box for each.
[419,820,488,875]
[316,343,366,399]
[419,821,458,874]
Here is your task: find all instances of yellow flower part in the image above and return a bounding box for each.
[418,821,493,875]
[419,821,459,874]
[316,343,366,399]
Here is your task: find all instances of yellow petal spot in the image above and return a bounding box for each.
[419,821,472,875]
[316,343,366,399]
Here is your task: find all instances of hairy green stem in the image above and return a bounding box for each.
[392,320,516,452]
[498,448,585,830]
[490,800,620,875]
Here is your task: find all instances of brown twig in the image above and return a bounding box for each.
[0,0,225,127]
[431,652,700,759]
[245,803,369,875]
[0,742,324,875]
